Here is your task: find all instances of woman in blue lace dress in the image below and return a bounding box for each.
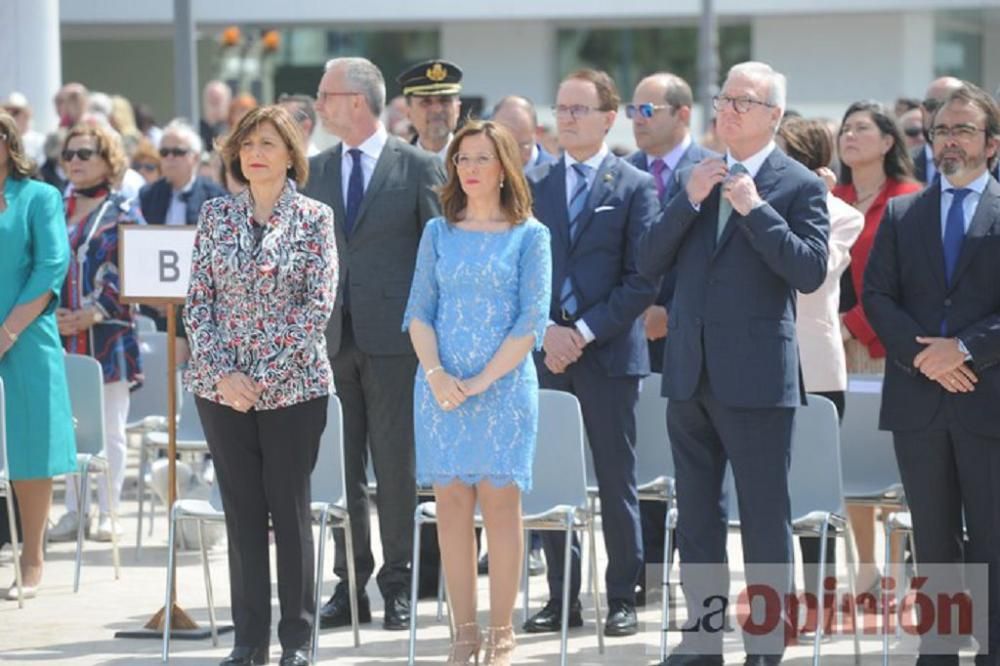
[404,121,551,665]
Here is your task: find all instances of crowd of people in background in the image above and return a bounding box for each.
[1,55,999,666]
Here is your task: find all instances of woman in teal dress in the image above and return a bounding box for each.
[0,112,77,600]
[404,121,551,665]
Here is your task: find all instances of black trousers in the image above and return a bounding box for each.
[893,403,1000,661]
[330,315,419,598]
[195,395,327,652]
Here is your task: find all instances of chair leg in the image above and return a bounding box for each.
[560,513,573,666]
[813,519,831,666]
[585,495,597,597]
[136,439,147,556]
[882,517,894,666]
[104,464,121,579]
[407,507,424,666]
[312,511,328,663]
[521,527,530,626]
[162,507,179,663]
[843,523,861,666]
[73,472,88,593]
[198,520,218,646]
[342,513,361,649]
[588,518,604,655]
[5,485,24,608]
[436,551,446,622]
[660,507,676,662]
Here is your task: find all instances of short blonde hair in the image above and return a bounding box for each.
[62,122,128,184]
[221,105,309,189]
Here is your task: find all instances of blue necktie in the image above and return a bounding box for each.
[940,187,971,334]
[560,163,591,318]
[344,148,364,237]
[717,162,748,241]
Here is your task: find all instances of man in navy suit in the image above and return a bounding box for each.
[625,72,719,605]
[864,84,1000,665]
[523,68,659,638]
[640,62,829,665]
[493,95,557,170]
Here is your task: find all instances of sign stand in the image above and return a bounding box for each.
[113,225,231,641]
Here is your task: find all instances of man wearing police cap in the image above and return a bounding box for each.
[398,59,463,160]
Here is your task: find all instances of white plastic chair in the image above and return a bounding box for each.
[407,389,604,666]
[0,378,26,607]
[134,314,158,334]
[64,353,121,593]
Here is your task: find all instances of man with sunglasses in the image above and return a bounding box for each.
[138,119,224,226]
[914,77,964,185]
[640,62,829,666]
[397,59,463,160]
[863,83,1000,666]
[625,72,718,609]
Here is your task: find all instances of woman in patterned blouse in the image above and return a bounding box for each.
[184,106,337,666]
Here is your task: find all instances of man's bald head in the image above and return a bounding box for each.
[922,77,965,131]
[492,95,540,167]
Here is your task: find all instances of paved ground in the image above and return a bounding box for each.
[0,457,965,665]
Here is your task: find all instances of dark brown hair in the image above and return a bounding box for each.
[62,122,129,183]
[439,120,533,225]
[0,112,36,178]
[779,117,833,171]
[221,105,309,188]
[933,83,1000,169]
[837,100,916,186]
[565,69,621,111]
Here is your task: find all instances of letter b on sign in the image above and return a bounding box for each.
[160,250,180,282]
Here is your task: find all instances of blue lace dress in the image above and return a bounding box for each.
[403,217,552,491]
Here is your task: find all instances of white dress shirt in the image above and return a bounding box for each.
[165,174,197,226]
[341,123,388,205]
[645,132,692,174]
[725,140,776,178]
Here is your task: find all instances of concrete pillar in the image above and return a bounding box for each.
[0,0,61,132]
[898,12,935,98]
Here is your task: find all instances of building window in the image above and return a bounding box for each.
[934,11,983,84]
[556,24,751,96]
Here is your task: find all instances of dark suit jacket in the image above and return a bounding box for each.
[639,147,830,408]
[528,153,660,377]
[862,176,1000,436]
[138,176,226,226]
[302,135,445,357]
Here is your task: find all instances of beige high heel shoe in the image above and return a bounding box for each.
[482,625,516,665]
[447,622,482,665]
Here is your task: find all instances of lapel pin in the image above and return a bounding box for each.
[603,172,614,183]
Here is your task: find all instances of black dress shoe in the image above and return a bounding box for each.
[382,592,411,630]
[522,598,584,633]
[744,655,782,666]
[318,589,371,629]
[278,648,310,666]
[219,644,269,665]
[604,598,638,637]
[660,654,723,666]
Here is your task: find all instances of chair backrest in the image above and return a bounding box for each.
[127,331,181,426]
[0,378,8,482]
[522,389,589,518]
[841,375,902,499]
[134,314,158,333]
[176,390,207,443]
[64,354,106,457]
[311,394,347,507]
[635,373,675,487]
[726,395,845,523]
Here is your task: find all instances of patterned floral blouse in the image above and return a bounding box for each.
[183,181,338,410]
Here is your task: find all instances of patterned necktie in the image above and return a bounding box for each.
[650,158,667,200]
[560,163,592,318]
[344,148,364,237]
[717,162,748,241]
[940,188,971,334]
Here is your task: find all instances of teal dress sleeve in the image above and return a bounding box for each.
[509,220,552,349]
[402,217,441,331]
[17,183,70,314]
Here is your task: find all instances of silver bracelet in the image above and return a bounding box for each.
[425,365,444,379]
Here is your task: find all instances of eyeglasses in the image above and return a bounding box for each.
[62,148,96,162]
[552,104,607,120]
[317,91,360,103]
[452,153,497,168]
[929,124,988,141]
[133,162,159,172]
[712,95,776,114]
[159,147,190,158]
[625,103,673,120]
[903,126,924,138]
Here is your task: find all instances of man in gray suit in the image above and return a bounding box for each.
[625,72,718,605]
[304,56,445,631]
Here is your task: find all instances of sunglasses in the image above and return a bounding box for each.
[159,147,190,158]
[625,103,673,120]
[62,148,96,162]
[903,127,924,138]
[133,162,159,172]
